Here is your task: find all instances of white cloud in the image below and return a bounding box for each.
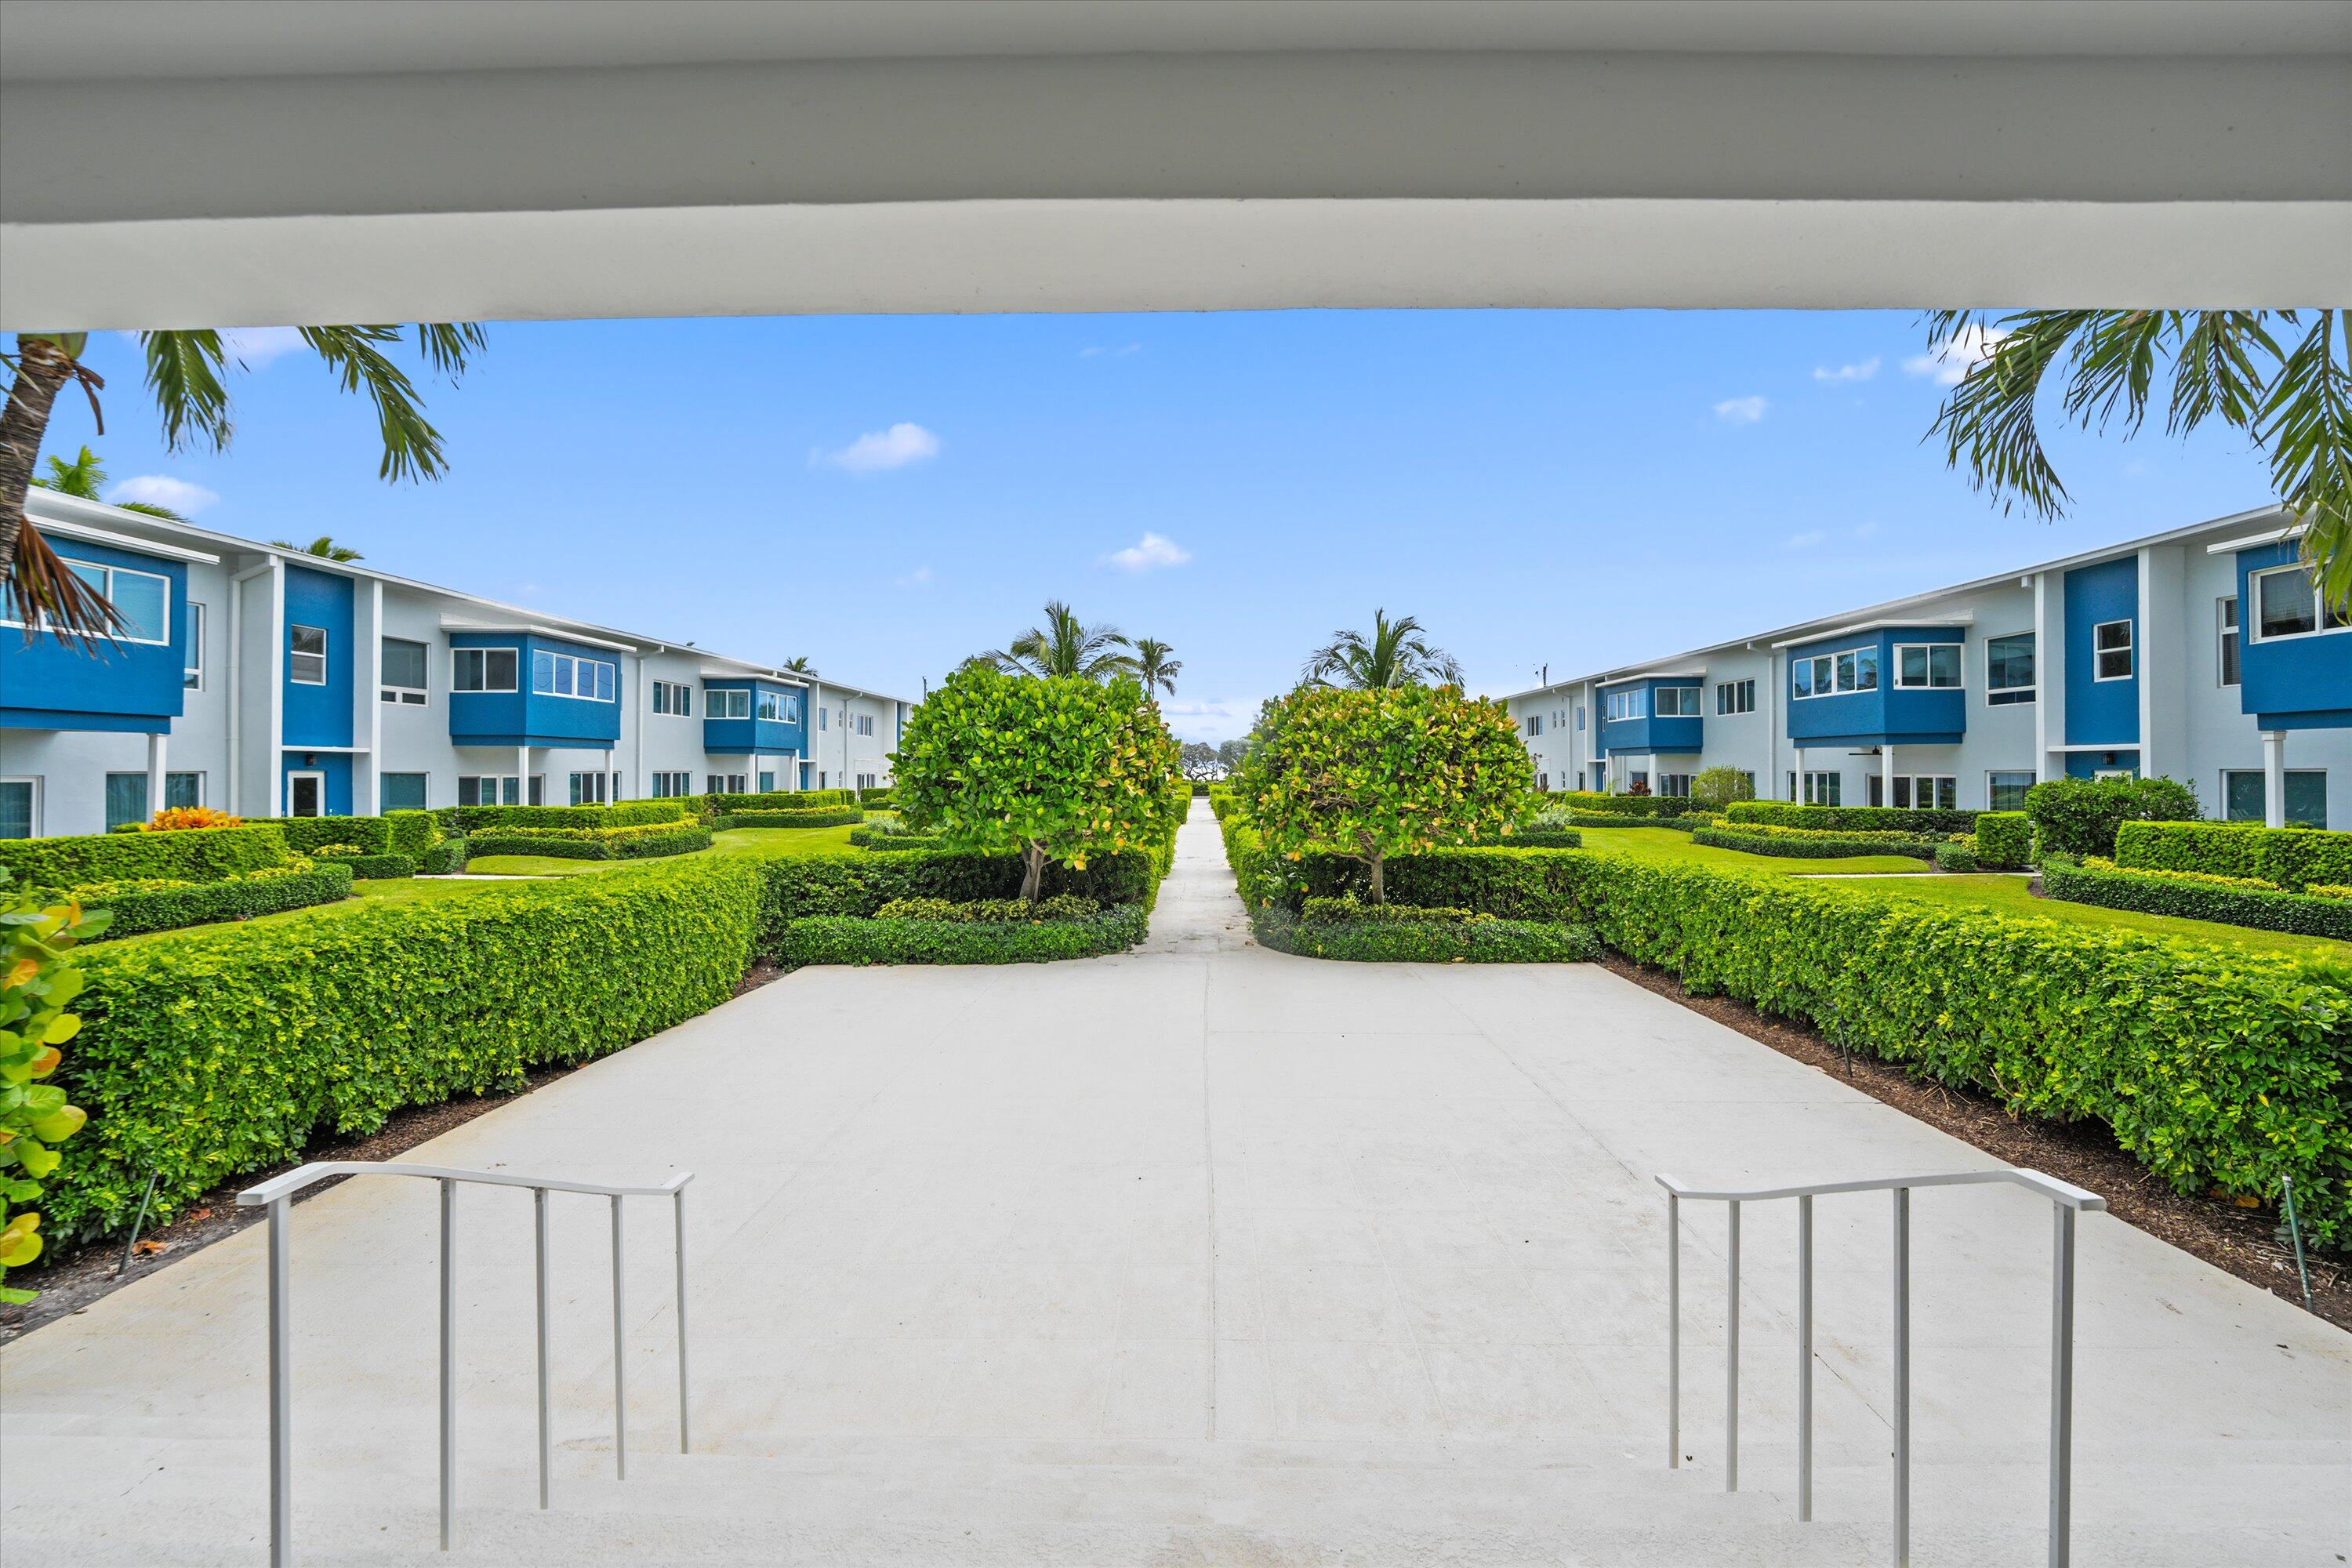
[1813,357,1880,383]
[1848,520,1882,540]
[219,327,308,368]
[1713,395,1769,425]
[1105,532,1192,572]
[811,422,940,474]
[894,565,933,587]
[107,474,220,515]
[1080,343,1143,358]
[1904,325,2009,387]
[1784,529,1828,550]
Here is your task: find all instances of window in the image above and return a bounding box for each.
[650,771,694,798]
[1603,688,1646,722]
[104,771,148,830]
[569,771,611,806]
[856,771,878,790]
[1893,644,1962,689]
[2252,565,2348,641]
[6,557,172,644]
[2218,596,2240,686]
[705,773,747,795]
[757,689,793,723]
[2092,619,2134,681]
[1657,773,1693,797]
[1793,646,1878,699]
[165,771,202,809]
[1803,771,1842,806]
[707,688,751,720]
[184,602,205,689]
[758,770,777,793]
[381,772,429,811]
[0,779,36,840]
[532,651,616,702]
[1989,771,2035,812]
[2223,769,2327,828]
[380,637,429,704]
[1736,770,1756,796]
[289,623,328,685]
[653,680,693,716]
[855,713,877,737]
[1524,714,1543,736]
[1891,775,1958,811]
[1575,706,1585,731]
[1715,678,1755,716]
[1985,632,2035,706]
[1654,687,1700,718]
[458,775,523,807]
[452,648,518,691]
[818,707,828,730]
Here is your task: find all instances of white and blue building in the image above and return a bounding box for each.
[1508,506,2351,829]
[0,491,907,839]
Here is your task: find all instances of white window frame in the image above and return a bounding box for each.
[652,679,693,717]
[531,650,618,703]
[183,601,205,690]
[285,769,327,817]
[1791,644,1879,699]
[1892,642,1962,690]
[568,770,612,806]
[452,648,519,693]
[2,557,173,645]
[1715,678,1755,716]
[2092,618,2134,681]
[708,688,752,720]
[1987,770,2035,813]
[379,771,430,811]
[1802,770,1842,806]
[164,770,205,811]
[1525,714,1543,736]
[1891,775,1958,811]
[457,774,523,807]
[1656,772,1694,797]
[379,635,430,705]
[1653,687,1700,719]
[1984,630,2035,706]
[2218,595,2240,687]
[0,776,42,840]
[2248,563,2350,644]
[289,623,328,686]
[1602,688,1646,722]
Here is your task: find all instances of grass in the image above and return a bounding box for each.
[1874,873,2352,963]
[1573,823,1933,877]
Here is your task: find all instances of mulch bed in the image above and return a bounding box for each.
[0,960,788,1345]
[1598,953,2350,1331]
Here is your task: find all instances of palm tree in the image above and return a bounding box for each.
[270,535,365,562]
[1131,637,1181,701]
[29,445,187,521]
[985,600,1138,681]
[1924,309,2349,605]
[1302,608,1463,689]
[2,324,484,638]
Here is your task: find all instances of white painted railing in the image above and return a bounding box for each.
[235,1162,693,1567]
[1657,1168,2105,1568]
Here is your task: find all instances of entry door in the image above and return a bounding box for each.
[287,771,325,817]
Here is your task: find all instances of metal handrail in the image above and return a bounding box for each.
[1657,1168,2105,1568]
[236,1161,695,1567]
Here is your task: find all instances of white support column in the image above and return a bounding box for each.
[2263,730,2288,828]
[517,744,529,807]
[1792,746,1803,802]
[146,731,167,819]
[1882,745,1896,810]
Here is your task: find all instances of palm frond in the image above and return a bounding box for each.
[297,325,449,483]
[2264,311,2352,612]
[141,330,233,454]
[5,517,124,644]
[1926,310,2089,520]
[414,323,488,379]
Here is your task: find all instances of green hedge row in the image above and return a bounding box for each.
[271,811,440,858]
[750,847,1161,960]
[438,800,694,833]
[1257,904,1599,963]
[80,862,355,941]
[849,826,944,851]
[313,849,416,880]
[0,823,290,886]
[875,895,1101,922]
[731,805,864,829]
[858,786,897,808]
[1726,801,1977,835]
[783,903,1149,965]
[48,854,764,1241]
[707,789,855,813]
[1504,828,1585,848]
[2116,820,2352,891]
[2042,857,2352,942]
[2024,775,2201,858]
[1976,811,2034,869]
[1693,826,1940,861]
[1558,791,1699,818]
[465,822,713,862]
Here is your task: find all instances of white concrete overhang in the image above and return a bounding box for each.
[1,2,2345,327]
[1595,670,1708,687]
[2206,524,2310,554]
[1770,615,1974,650]
[24,492,221,564]
[437,617,640,655]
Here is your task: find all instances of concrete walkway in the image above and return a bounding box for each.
[2,814,2345,1565]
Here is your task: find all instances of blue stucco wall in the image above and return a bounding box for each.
[279,751,354,815]
[0,537,188,733]
[702,679,806,756]
[1784,627,1965,747]
[2236,539,2352,730]
[447,632,623,747]
[2063,749,2140,780]
[2063,557,2139,746]
[281,565,354,749]
[1594,678,1703,757]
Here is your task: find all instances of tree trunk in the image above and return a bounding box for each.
[0,335,74,584]
[1020,840,1046,905]
[1367,853,1386,906]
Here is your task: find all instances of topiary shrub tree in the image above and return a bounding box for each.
[893,666,1184,904]
[1689,766,1756,812]
[1237,684,1534,904]
[2025,775,2201,858]
[0,869,105,1303]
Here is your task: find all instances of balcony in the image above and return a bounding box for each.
[2227,535,2352,731]
[445,630,624,749]
[702,679,806,757]
[0,515,206,735]
[1782,626,1965,749]
[1595,675,1704,758]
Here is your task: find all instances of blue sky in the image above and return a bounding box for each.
[47,311,2274,742]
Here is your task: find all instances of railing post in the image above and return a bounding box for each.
[439,1178,456,1552]
[674,1187,691,1455]
[611,1194,627,1481]
[2048,1201,2077,1568]
[1798,1192,1813,1523]
[267,1196,292,1568]
[534,1187,551,1511]
[1666,1191,1679,1470]
[1892,1185,1910,1568]
[1725,1198,1740,1493]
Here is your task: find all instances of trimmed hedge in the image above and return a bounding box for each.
[47,854,763,1243]
[419,840,466,875]
[1726,801,1977,836]
[0,823,290,886]
[1258,905,1599,963]
[1559,791,1700,819]
[849,826,945,852]
[874,895,1100,922]
[439,800,694,833]
[707,789,855,813]
[2025,775,2200,858]
[1975,811,2034,869]
[465,822,713,862]
[76,862,356,941]
[857,786,897,808]
[311,848,416,880]
[1301,896,1484,925]
[2042,856,2352,942]
[784,903,1149,965]
[1566,811,1711,832]
[750,847,1160,959]
[1501,828,1586,848]
[1693,825,1940,861]
[270,812,441,858]
[1933,841,1978,872]
[2116,820,2352,892]
[729,805,864,829]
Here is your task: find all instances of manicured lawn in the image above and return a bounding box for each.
[463,824,861,877]
[1573,823,1932,877]
[1873,873,2352,964]
[450,855,611,877]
